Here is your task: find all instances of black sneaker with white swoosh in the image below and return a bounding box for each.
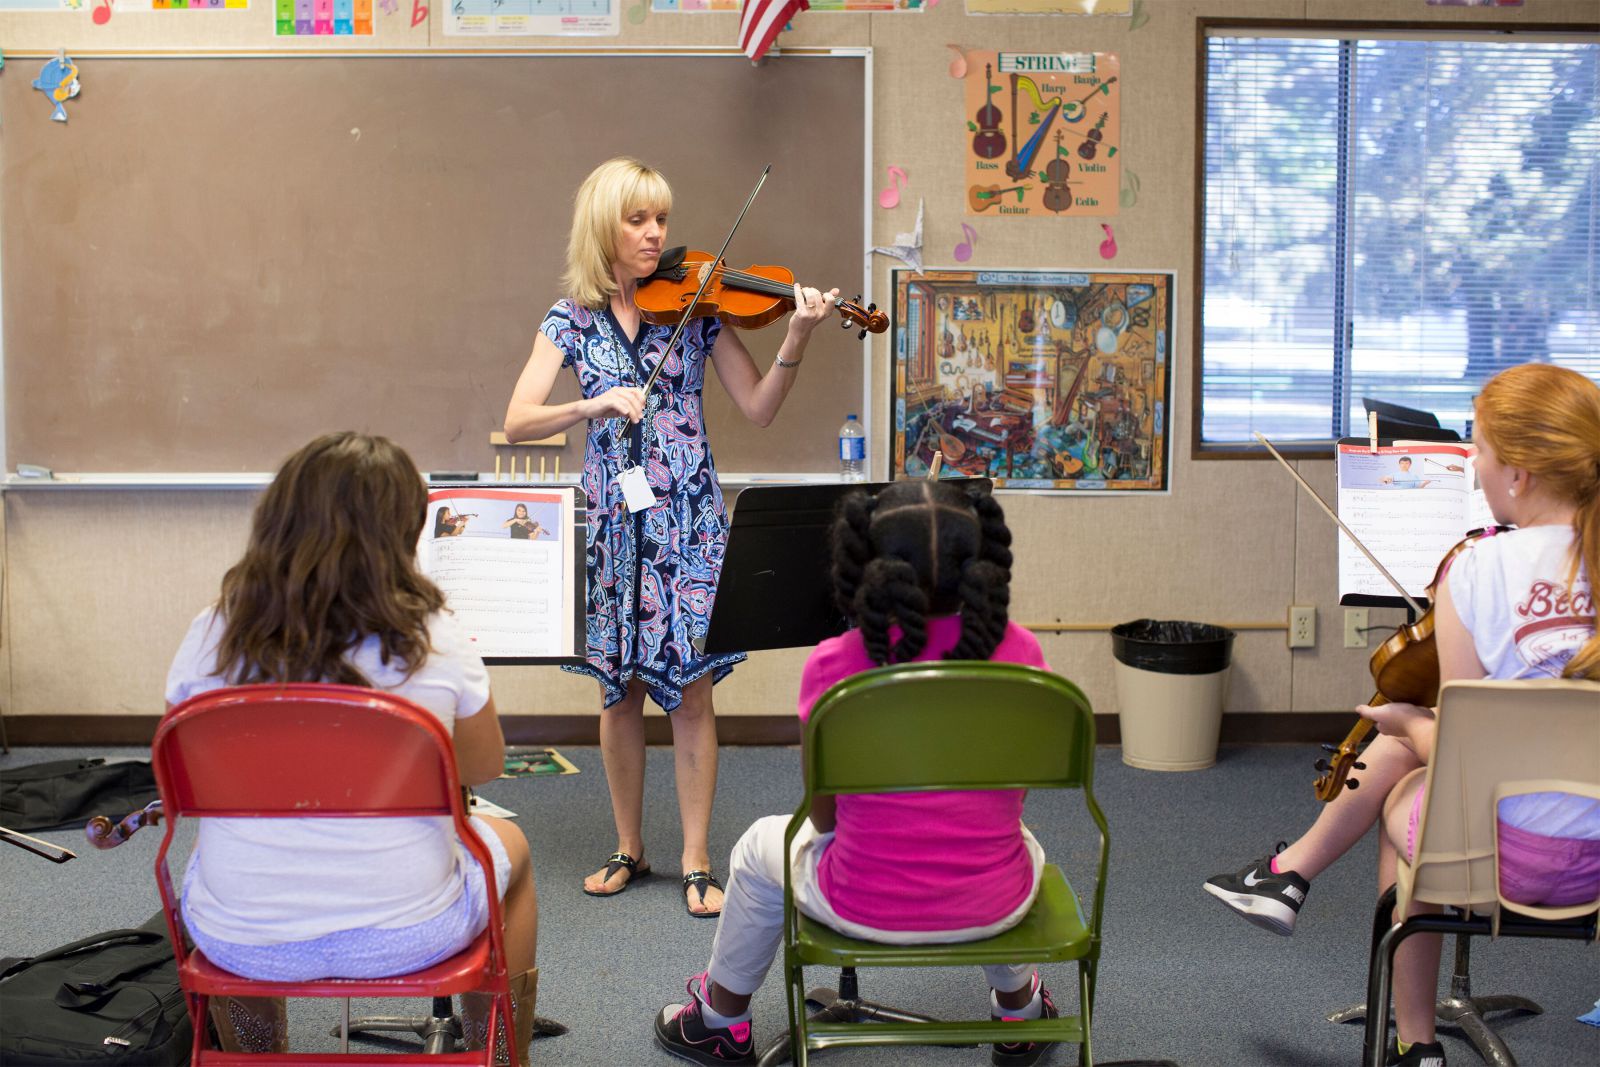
[1203,853,1311,936]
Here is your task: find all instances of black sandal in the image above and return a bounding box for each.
[582,852,650,897]
[682,870,724,918]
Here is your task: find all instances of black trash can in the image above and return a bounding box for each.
[1110,619,1235,770]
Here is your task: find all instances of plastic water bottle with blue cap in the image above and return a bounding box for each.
[838,414,866,483]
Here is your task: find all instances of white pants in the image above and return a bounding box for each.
[706,814,1045,997]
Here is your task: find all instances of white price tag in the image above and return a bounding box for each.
[619,465,658,513]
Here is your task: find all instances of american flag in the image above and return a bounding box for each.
[738,0,808,63]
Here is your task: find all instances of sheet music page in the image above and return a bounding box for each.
[1336,442,1476,600]
[417,486,578,657]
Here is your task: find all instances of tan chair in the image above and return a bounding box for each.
[1363,678,1600,1066]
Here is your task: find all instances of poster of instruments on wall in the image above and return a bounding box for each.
[963,51,1120,217]
[892,269,1172,491]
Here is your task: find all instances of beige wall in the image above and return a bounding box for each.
[3,0,1591,723]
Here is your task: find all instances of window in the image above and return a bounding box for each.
[1198,28,1599,451]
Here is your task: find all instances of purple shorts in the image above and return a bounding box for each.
[1408,789,1600,908]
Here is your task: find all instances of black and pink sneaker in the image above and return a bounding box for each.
[992,984,1059,1067]
[654,972,756,1066]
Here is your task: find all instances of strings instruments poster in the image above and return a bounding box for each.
[892,269,1172,491]
[964,51,1120,217]
[1334,442,1495,602]
[418,486,582,659]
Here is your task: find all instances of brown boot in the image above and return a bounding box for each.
[460,968,537,1065]
[207,995,288,1054]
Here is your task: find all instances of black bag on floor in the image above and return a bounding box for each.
[0,758,160,832]
[0,912,192,1065]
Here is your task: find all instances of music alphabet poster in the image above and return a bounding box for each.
[962,51,1120,217]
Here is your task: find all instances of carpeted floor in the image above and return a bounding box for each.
[3,741,1596,1066]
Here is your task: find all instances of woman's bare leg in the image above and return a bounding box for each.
[585,681,650,893]
[671,675,723,915]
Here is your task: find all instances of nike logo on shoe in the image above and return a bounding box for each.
[1242,868,1266,886]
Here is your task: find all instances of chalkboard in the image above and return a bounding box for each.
[2,53,868,474]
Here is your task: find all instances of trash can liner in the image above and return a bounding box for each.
[1111,619,1235,676]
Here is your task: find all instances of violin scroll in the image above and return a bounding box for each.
[85,800,164,849]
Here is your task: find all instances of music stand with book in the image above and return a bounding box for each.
[700,478,993,656]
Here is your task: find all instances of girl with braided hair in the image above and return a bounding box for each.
[655,480,1061,1067]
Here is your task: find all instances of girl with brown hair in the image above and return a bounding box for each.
[164,432,538,1058]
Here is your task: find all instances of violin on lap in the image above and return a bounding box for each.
[1313,527,1509,802]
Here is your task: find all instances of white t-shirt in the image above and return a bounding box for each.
[165,606,491,945]
[1445,525,1597,835]
[1446,525,1594,681]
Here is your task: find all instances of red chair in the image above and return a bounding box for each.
[151,683,519,1065]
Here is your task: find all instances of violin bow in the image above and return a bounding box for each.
[1,825,76,864]
[628,165,772,451]
[1253,432,1424,617]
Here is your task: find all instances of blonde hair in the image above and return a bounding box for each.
[561,157,673,310]
[1474,363,1600,679]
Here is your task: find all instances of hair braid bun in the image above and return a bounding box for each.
[971,491,1013,575]
[830,491,878,617]
[948,557,1010,661]
[854,557,929,665]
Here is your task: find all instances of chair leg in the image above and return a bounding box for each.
[342,995,460,1053]
[1431,935,1541,1067]
[759,967,965,1067]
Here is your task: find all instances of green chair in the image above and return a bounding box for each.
[780,661,1108,1067]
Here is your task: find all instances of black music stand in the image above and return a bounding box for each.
[700,478,991,656]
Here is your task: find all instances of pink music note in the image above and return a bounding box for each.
[410,0,427,26]
[92,0,112,23]
[1099,224,1118,260]
[878,166,908,210]
[946,44,967,80]
[954,223,977,263]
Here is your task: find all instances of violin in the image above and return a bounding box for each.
[85,799,164,849]
[1076,112,1109,161]
[1043,130,1073,215]
[636,247,887,339]
[972,63,1007,160]
[1312,526,1509,802]
[1017,293,1036,335]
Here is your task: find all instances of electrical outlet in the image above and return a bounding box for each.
[1288,605,1317,648]
[1344,607,1370,649]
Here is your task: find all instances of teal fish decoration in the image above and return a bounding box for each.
[33,55,81,123]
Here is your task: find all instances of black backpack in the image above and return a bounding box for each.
[0,913,192,1065]
[0,758,161,833]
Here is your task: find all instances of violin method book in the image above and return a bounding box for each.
[1335,441,1495,602]
[417,486,582,660]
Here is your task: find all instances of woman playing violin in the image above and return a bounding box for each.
[1207,363,1600,1067]
[503,157,838,918]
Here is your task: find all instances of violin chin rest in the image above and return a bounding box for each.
[657,246,687,271]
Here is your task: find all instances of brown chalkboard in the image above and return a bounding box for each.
[2,54,867,474]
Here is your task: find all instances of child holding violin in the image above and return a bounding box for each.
[1206,363,1600,1067]
[165,433,539,1058]
[502,157,840,918]
[655,481,1062,1067]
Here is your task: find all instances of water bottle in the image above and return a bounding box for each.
[838,414,866,482]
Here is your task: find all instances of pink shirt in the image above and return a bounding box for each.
[797,616,1049,931]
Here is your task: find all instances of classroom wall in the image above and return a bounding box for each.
[2,0,1592,733]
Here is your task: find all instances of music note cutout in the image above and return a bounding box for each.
[953,223,977,263]
[92,0,112,23]
[1099,224,1118,260]
[410,0,427,26]
[946,44,968,79]
[878,166,908,210]
[627,0,646,23]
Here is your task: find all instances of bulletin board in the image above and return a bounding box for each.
[1,52,869,474]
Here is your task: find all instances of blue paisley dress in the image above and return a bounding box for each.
[540,300,746,711]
